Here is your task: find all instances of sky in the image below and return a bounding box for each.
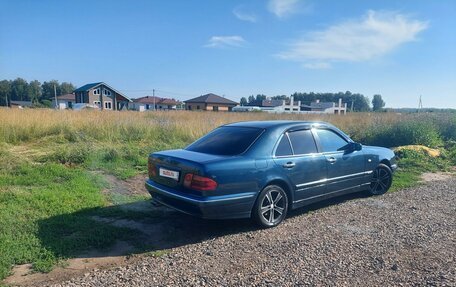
[0,0,455,108]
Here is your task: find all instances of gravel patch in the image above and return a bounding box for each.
[50,178,456,286]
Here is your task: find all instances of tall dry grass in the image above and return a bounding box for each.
[0,109,405,145]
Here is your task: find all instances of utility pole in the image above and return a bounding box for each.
[153,89,156,111]
[54,84,58,109]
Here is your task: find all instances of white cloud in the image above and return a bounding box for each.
[204,36,246,48]
[268,0,302,18]
[303,62,331,69]
[278,10,428,67]
[233,6,257,23]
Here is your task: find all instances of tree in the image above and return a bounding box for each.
[271,95,288,101]
[41,80,60,101]
[254,94,267,106]
[60,82,75,95]
[0,80,11,106]
[10,78,28,101]
[240,97,248,106]
[372,94,385,111]
[28,80,41,103]
[248,95,255,105]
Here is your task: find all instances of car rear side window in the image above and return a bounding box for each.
[186,126,263,156]
[275,134,293,157]
[288,130,318,155]
[316,129,348,152]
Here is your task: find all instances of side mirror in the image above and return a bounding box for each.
[343,142,362,152]
[352,142,362,151]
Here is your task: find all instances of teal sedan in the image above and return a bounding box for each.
[146,121,396,228]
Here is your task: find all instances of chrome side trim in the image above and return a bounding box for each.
[146,181,255,203]
[295,170,373,188]
[293,185,358,204]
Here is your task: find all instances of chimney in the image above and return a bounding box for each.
[290,96,294,106]
[338,98,342,108]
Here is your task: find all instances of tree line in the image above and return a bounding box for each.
[240,91,385,112]
[0,78,76,107]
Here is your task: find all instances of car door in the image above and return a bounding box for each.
[313,128,365,193]
[273,129,327,202]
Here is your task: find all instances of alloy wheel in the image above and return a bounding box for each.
[370,165,392,195]
[260,188,286,224]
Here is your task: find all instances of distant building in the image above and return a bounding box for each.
[245,97,347,114]
[184,93,238,111]
[73,82,132,110]
[131,96,183,111]
[304,99,347,114]
[10,101,32,109]
[52,93,76,109]
[248,96,301,113]
[232,106,262,112]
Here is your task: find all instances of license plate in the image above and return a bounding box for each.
[159,168,179,181]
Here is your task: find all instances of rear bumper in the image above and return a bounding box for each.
[145,179,256,219]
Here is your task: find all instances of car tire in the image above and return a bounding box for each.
[253,185,288,228]
[368,163,393,196]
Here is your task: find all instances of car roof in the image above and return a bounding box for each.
[223,120,333,130]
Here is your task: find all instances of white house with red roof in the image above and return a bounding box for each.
[131,96,183,111]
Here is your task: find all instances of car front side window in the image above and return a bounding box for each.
[288,130,318,155]
[316,129,348,153]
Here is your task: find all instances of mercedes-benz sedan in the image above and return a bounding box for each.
[145,121,396,227]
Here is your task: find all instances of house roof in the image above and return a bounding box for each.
[261,99,284,107]
[184,93,238,105]
[73,82,132,102]
[310,102,334,109]
[133,96,181,105]
[10,101,33,107]
[159,98,181,105]
[56,93,75,101]
[74,82,103,92]
[133,96,161,104]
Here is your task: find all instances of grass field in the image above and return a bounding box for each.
[0,109,456,281]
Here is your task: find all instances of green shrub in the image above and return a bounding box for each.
[360,119,443,148]
[102,148,120,162]
[48,145,90,165]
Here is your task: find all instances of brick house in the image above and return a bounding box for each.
[74,82,132,110]
[184,93,238,111]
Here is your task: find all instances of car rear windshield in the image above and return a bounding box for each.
[186,126,263,156]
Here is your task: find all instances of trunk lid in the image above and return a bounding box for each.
[148,149,226,191]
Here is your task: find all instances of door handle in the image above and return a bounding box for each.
[327,157,337,164]
[282,162,296,168]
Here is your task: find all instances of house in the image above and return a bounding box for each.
[232,106,262,112]
[10,101,33,109]
[247,97,301,113]
[239,97,347,114]
[184,93,238,111]
[73,82,132,110]
[304,99,347,114]
[131,96,183,111]
[52,93,76,109]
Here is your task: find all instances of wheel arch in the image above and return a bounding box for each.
[261,178,294,209]
[380,159,392,169]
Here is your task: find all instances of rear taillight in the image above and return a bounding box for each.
[148,157,156,178]
[183,173,217,191]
